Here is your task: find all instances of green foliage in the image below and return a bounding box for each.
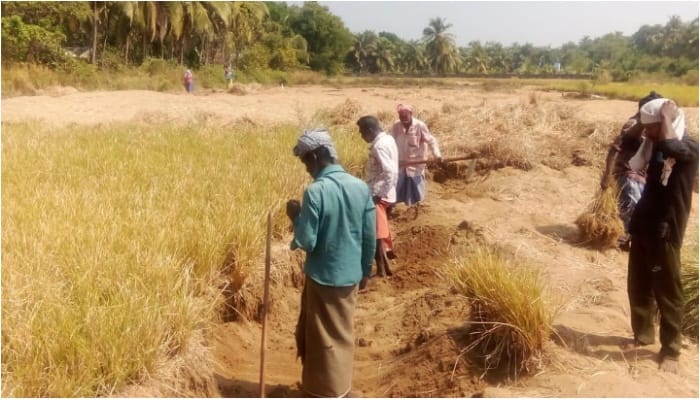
[0,2,697,83]
[1,16,67,64]
[682,69,698,86]
[288,2,353,75]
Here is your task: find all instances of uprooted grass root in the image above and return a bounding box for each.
[575,185,624,249]
[448,244,556,380]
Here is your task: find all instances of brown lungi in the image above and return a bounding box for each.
[296,277,357,397]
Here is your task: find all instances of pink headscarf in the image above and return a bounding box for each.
[397,103,413,114]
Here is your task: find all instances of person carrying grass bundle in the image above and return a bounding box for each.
[287,128,376,397]
[391,103,443,213]
[601,91,663,250]
[357,115,399,278]
[626,98,698,374]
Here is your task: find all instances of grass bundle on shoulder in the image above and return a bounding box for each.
[448,244,556,378]
[575,184,624,248]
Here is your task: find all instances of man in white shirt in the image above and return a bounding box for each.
[357,115,399,278]
[391,103,442,209]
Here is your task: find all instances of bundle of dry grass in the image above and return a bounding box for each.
[329,98,362,125]
[448,244,556,378]
[681,226,699,339]
[575,185,624,248]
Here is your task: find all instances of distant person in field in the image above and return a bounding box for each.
[391,103,442,212]
[600,90,663,250]
[626,98,698,374]
[224,64,234,89]
[357,115,399,278]
[287,129,375,397]
[183,69,194,94]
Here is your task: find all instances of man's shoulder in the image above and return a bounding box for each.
[377,132,397,145]
[413,118,429,130]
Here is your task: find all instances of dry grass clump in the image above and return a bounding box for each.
[682,226,699,339]
[448,244,556,378]
[474,136,534,171]
[575,185,624,248]
[329,98,362,125]
[376,109,395,130]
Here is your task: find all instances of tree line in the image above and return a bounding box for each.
[1,1,697,81]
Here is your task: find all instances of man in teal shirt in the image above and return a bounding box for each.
[287,129,375,397]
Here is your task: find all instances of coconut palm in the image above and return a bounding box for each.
[351,30,378,73]
[422,17,459,74]
[373,36,395,73]
[400,40,428,73]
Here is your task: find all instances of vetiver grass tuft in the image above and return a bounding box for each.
[575,185,624,249]
[682,225,699,340]
[1,121,367,396]
[448,244,557,378]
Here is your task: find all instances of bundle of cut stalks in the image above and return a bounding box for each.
[681,227,698,339]
[575,184,624,248]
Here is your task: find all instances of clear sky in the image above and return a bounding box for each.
[312,1,699,48]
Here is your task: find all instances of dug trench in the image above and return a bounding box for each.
[212,156,699,398]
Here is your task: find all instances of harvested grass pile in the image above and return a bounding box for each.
[329,98,362,125]
[431,100,618,174]
[575,185,624,248]
[682,227,699,339]
[448,244,556,378]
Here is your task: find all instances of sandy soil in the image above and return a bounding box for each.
[3,84,698,397]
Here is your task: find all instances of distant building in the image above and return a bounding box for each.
[553,62,562,72]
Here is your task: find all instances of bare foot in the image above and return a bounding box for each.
[659,357,679,374]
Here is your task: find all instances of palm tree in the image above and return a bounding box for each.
[422,17,458,74]
[373,36,395,73]
[352,31,378,73]
[400,40,428,73]
[466,41,490,73]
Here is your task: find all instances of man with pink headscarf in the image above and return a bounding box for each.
[626,98,698,374]
[391,103,442,209]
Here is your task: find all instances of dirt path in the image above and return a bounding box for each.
[3,85,698,397]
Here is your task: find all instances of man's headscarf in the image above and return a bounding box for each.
[629,98,685,186]
[397,103,413,114]
[638,91,662,109]
[638,98,686,135]
[293,128,338,161]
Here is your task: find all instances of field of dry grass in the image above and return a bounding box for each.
[2,83,697,397]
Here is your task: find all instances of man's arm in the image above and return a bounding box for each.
[658,137,699,163]
[420,123,442,160]
[290,188,320,252]
[658,101,698,162]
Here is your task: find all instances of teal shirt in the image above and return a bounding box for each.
[291,164,376,287]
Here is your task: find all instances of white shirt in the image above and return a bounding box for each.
[366,132,399,203]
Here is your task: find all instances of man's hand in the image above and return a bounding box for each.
[660,100,679,122]
[359,276,369,293]
[660,100,680,140]
[286,199,301,221]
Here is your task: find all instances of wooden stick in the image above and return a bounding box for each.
[399,154,476,167]
[259,211,272,398]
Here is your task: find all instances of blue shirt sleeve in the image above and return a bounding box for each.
[361,193,377,278]
[291,186,320,251]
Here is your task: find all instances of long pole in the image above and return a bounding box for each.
[399,154,476,167]
[259,211,272,398]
